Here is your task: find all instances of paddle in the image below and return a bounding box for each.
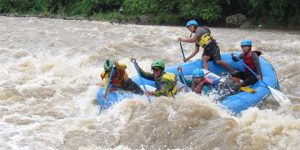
[178,42,192,92]
[177,69,190,92]
[103,65,115,97]
[239,60,291,105]
[99,65,115,114]
[240,86,256,93]
[132,60,152,104]
[179,42,186,61]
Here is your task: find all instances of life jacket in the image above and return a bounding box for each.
[100,69,128,88]
[197,26,214,48]
[155,72,177,97]
[191,77,211,94]
[242,50,256,73]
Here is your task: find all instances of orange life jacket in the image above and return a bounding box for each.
[101,69,128,88]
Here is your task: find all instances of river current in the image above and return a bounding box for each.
[0,16,300,150]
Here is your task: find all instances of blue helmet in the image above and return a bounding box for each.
[192,69,204,78]
[241,39,252,46]
[186,20,198,27]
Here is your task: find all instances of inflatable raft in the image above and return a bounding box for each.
[97,53,279,114]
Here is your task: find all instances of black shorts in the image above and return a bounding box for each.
[202,42,221,62]
[231,71,257,86]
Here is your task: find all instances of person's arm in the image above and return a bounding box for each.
[130,58,155,81]
[251,53,262,80]
[201,84,211,95]
[178,74,192,87]
[136,64,155,81]
[232,52,242,62]
[184,46,200,62]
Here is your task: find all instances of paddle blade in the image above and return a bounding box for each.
[268,86,291,105]
[240,87,256,94]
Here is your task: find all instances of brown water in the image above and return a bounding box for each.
[0,16,300,150]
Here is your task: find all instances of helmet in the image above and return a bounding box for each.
[151,59,165,70]
[192,69,204,78]
[241,39,252,46]
[186,20,198,27]
[104,59,113,71]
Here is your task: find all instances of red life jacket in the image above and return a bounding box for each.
[191,77,211,94]
[242,50,256,73]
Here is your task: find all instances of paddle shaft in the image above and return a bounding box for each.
[179,42,186,60]
[103,65,115,97]
[99,65,115,114]
[239,59,290,105]
[239,60,268,86]
[133,61,152,103]
[178,70,189,92]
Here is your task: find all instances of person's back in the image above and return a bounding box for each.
[101,61,128,89]
[100,59,143,96]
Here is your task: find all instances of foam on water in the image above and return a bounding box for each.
[0,16,300,149]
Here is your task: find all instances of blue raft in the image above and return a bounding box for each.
[97,53,279,114]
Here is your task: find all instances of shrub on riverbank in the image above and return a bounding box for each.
[0,0,299,28]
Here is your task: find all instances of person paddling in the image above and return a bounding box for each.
[177,20,235,72]
[100,59,143,98]
[231,39,262,86]
[177,67,212,95]
[130,58,177,97]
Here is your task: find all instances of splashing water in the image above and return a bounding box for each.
[1,16,300,149]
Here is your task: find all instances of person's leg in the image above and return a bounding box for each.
[202,55,210,70]
[232,71,246,79]
[241,72,258,87]
[215,60,235,72]
[210,44,235,72]
[224,78,241,92]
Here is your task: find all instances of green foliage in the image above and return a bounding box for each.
[0,0,299,27]
[178,0,222,22]
[0,0,13,13]
[123,0,159,15]
[92,0,122,13]
[122,0,222,22]
[65,0,92,16]
[248,0,299,25]
[91,11,126,21]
